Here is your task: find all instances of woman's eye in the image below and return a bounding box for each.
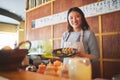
[69,17,73,19]
[76,15,80,18]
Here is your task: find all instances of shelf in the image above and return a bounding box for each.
[26,0,55,13]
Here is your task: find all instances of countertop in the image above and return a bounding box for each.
[0,69,110,80]
[0,69,70,80]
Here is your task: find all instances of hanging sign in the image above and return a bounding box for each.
[33,0,120,28]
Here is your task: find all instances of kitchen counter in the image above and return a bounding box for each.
[0,69,110,80]
[0,69,70,80]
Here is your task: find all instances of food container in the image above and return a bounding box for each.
[52,48,77,58]
[67,57,92,80]
[0,40,31,71]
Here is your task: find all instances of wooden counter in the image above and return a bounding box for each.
[0,69,110,80]
[0,69,70,80]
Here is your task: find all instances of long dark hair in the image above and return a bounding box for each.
[67,7,89,32]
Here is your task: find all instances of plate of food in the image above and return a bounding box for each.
[52,48,77,57]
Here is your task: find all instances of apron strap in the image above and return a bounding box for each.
[80,30,84,42]
[65,32,71,41]
[79,30,85,52]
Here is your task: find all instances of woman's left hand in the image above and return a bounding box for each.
[71,51,81,58]
[71,51,94,60]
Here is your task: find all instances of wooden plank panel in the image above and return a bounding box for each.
[27,3,51,19]
[103,61,120,79]
[96,36,100,51]
[26,26,51,41]
[86,16,99,33]
[53,22,67,38]
[102,11,120,32]
[53,0,81,14]
[26,3,51,41]
[102,35,120,59]
[53,39,61,49]
[92,61,101,79]
[81,0,97,5]
[53,0,97,14]
[34,26,51,40]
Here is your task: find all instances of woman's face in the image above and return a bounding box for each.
[68,11,82,31]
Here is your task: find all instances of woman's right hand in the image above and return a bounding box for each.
[71,51,81,58]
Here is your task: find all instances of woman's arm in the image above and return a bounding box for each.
[87,31,99,60]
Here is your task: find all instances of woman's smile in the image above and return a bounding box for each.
[68,11,82,31]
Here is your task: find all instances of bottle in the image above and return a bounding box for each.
[57,64,69,78]
[37,63,46,74]
[53,60,62,72]
[44,62,56,76]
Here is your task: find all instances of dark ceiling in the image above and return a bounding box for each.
[0,8,23,22]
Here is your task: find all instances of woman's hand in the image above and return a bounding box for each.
[71,51,81,58]
[71,51,94,60]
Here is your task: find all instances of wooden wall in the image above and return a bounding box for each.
[26,0,120,79]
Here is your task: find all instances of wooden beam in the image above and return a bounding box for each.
[0,8,23,21]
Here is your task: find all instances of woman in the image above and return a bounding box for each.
[61,7,99,60]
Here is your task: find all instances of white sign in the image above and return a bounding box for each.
[33,0,120,28]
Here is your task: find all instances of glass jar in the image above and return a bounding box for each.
[68,57,92,80]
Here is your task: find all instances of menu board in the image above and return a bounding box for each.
[32,0,120,28]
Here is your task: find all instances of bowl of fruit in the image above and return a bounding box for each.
[52,48,77,58]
